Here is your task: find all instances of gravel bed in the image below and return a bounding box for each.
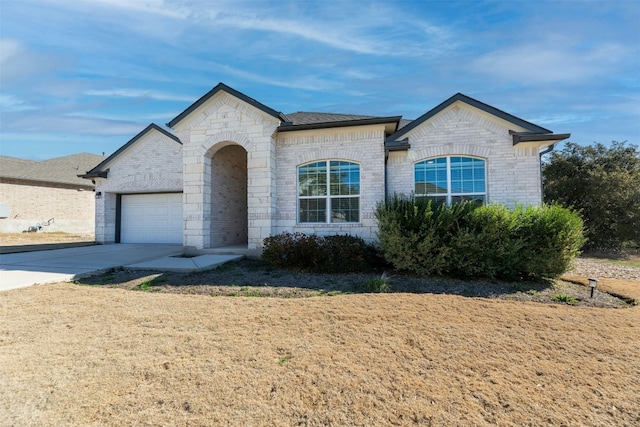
[566,257,640,280]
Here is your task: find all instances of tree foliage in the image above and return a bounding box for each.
[542,141,640,250]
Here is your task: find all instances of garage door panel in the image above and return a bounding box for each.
[121,193,182,244]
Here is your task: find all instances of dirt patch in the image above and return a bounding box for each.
[1,281,639,426]
[0,232,94,246]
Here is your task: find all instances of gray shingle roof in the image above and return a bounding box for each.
[284,112,380,125]
[0,153,106,187]
[0,157,37,177]
[398,118,413,129]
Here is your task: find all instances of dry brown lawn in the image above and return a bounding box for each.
[1,277,639,426]
[0,232,94,246]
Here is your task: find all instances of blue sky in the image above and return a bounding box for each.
[1,0,639,160]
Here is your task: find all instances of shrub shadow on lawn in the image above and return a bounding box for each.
[76,259,555,300]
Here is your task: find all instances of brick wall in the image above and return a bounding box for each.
[210,145,248,246]
[0,179,95,234]
[275,125,386,243]
[387,103,543,206]
[93,129,183,243]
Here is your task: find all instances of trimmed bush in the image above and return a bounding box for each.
[262,232,382,273]
[375,196,585,280]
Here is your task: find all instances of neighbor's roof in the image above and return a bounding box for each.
[0,153,106,187]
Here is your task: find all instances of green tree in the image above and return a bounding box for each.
[542,141,640,250]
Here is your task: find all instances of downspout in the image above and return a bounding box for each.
[384,148,389,201]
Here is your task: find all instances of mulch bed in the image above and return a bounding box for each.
[77,258,636,308]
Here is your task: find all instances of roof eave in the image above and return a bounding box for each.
[79,170,108,179]
[277,116,402,133]
[384,139,411,152]
[511,132,571,147]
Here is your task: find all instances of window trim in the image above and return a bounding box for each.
[297,160,361,224]
[414,155,487,205]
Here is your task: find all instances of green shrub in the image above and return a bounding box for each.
[363,273,392,293]
[510,204,586,278]
[262,232,382,273]
[374,197,475,276]
[375,195,585,280]
[552,294,579,305]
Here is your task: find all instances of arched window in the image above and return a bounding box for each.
[298,160,360,223]
[415,156,486,205]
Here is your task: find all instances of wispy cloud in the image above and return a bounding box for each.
[0,94,36,112]
[3,110,143,136]
[0,38,70,86]
[62,0,190,19]
[179,1,455,58]
[471,40,630,84]
[85,89,195,102]
[204,62,335,92]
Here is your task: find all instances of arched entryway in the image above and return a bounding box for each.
[210,144,248,247]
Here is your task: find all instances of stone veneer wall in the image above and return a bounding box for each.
[176,92,279,250]
[387,103,543,206]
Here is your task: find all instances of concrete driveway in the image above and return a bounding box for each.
[0,244,183,291]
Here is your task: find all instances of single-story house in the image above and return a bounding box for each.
[82,83,569,250]
[0,153,106,234]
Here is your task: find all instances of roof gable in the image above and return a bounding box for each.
[167,82,287,128]
[387,93,552,141]
[81,123,180,179]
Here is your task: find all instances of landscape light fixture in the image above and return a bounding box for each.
[589,278,598,298]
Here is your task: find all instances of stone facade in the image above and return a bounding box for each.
[86,84,567,249]
[172,92,279,250]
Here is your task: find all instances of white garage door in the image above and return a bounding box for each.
[121,193,182,244]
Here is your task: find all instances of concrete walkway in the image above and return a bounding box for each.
[0,244,242,292]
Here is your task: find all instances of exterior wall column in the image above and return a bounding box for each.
[183,145,211,250]
[246,135,277,249]
[95,191,116,243]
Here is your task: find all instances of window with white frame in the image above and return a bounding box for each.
[414,156,486,205]
[298,160,360,223]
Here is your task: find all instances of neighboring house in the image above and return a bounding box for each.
[0,153,106,234]
[82,83,569,250]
